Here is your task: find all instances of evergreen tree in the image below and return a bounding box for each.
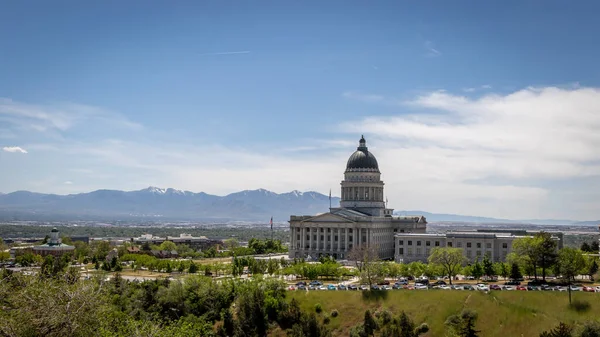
[188,262,198,274]
[581,242,592,252]
[587,259,598,281]
[363,310,378,336]
[539,322,573,337]
[510,263,522,280]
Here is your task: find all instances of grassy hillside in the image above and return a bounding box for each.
[276,290,600,336]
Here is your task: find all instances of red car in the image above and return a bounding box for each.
[582,286,595,292]
[516,285,527,291]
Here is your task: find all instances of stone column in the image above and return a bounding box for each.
[317,228,320,252]
[336,228,340,252]
[345,228,349,251]
[301,227,305,251]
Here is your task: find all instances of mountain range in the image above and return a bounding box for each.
[0,187,597,225]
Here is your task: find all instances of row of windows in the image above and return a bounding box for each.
[399,239,509,250]
[304,228,353,233]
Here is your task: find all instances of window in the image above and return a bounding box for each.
[476,251,481,256]
[486,243,492,249]
[502,243,508,249]
[306,235,310,241]
[457,242,463,248]
[320,235,324,241]
[435,241,440,246]
[476,242,481,248]
[426,248,430,255]
[335,236,338,241]
[417,241,422,246]
[399,248,404,255]
[349,229,353,233]
[416,248,422,255]
[320,228,324,233]
[349,236,353,242]
[408,240,413,246]
[447,242,453,247]
[407,248,413,256]
[426,241,431,246]
[297,235,300,240]
[399,240,404,245]
[467,242,472,248]
[467,250,472,257]
[313,235,317,240]
[327,228,331,233]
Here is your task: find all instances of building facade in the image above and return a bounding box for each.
[33,227,75,257]
[289,136,427,260]
[394,230,563,263]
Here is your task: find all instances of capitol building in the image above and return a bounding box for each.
[289,136,427,260]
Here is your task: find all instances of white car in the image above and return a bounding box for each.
[557,287,568,292]
[318,285,327,290]
[503,285,515,291]
[439,285,451,290]
[595,286,600,293]
[476,284,489,291]
[415,284,428,290]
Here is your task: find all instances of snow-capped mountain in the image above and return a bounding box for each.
[0,187,341,221]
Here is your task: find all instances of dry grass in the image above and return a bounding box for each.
[278,290,600,337]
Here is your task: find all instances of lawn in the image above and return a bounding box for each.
[278,290,600,336]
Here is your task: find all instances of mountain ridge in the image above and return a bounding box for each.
[0,187,597,225]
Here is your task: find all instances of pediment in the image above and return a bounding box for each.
[303,212,353,223]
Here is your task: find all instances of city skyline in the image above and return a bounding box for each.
[1,1,600,220]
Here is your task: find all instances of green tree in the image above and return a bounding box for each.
[536,232,558,281]
[581,242,592,252]
[363,309,378,336]
[445,309,479,337]
[428,247,465,285]
[587,259,598,281]
[159,240,177,252]
[539,322,573,337]
[557,248,586,304]
[482,255,494,279]
[494,262,509,280]
[188,262,198,274]
[471,259,483,280]
[512,236,541,279]
[510,263,522,280]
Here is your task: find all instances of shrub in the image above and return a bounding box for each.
[330,309,339,318]
[323,314,330,325]
[315,303,323,314]
[580,321,600,337]
[569,300,591,313]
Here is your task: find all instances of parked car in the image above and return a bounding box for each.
[288,285,296,291]
[432,280,447,286]
[296,281,307,286]
[582,286,595,292]
[318,285,327,290]
[348,284,358,290]
[452,285,464,290]
[327,284,337,290]
[490,284,502,291]
[503,285,516,291]
[439,285,451,290]
[337,284,347,290]
[527,286,539,291]
[297,284,306,290]
[392,283,403,289]
[359,285,369,291]
[415,284,428,290]
[516,285,527,291]
[463,285,475,291]
[504,280,521,286]
[476,284,489,291]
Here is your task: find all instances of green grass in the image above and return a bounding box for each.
[281,290,600,337]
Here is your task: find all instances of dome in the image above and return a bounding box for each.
[51,227,58,233]
[345,136,379,171]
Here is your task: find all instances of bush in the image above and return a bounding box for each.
[570,300,591,313]
[315,303,323,314]
[323,314,330,325]
[330,309,339,318]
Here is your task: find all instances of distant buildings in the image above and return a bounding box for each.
[132,233,222,250]
[395,230,563,263]
[289,136,427,260]
[32,227,75,257]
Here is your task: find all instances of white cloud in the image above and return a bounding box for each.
[337,86,600,219]
[424,41,441,57]
[2,146,27,153]
[0,98,142,134]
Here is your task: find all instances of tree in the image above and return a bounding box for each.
[557,248,586,304]
[536,232,558,281]
[471,259,483,280]
[427,248,465,285]
[224,238,239,251]
[158,240,177,252]
[587,259,599,281]
[539,322,573,337]
[591,241,600,253]
[482,255,494,279]
[510,263,522,281]
[445,310,479,337]
[581,242,592,252]
[188,262,198,274]
[363,310,378,336]
[494,262,509,280]
[348,245,380,286]
[512,236,541,279]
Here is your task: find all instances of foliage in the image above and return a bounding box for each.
[315,303,323,314]
[510,262,523,280]
[539,322,574,337]
[330,309,339,318]
[445,309,479,337]
[428,247,465,284]
[349,245,381,286]
[569,300,591,313]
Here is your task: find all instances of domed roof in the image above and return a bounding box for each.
[346,135,379,172]
[51,227,58,233]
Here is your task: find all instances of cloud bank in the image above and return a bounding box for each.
[2,146,27,153]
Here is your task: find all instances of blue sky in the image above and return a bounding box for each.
[1,1,600,220]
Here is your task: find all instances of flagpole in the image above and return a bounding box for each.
[329,189,332,210]
[270,216,273,242]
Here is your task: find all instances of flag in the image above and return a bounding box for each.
[270,216,273,230]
